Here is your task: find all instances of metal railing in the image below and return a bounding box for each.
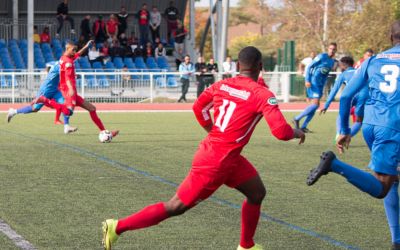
[0,71,337,104]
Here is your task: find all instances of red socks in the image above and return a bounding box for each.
[89,111,105,131]
[116,202,169,235]
[45,99,71,116]
[240,200,261,249]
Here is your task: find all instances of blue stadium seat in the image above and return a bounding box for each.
[92,62,103,69]
[113,57,124,69]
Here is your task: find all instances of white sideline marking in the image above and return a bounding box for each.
[0,219,37,250]
[0,109,339,113]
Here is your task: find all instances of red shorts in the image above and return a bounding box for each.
[61,89,84,109]
[177,141,258,207]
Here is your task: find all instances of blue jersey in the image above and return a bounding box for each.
[305,53,336,87]
[38,63,60,95]
[339,45,400,134]
[324,67,356,109]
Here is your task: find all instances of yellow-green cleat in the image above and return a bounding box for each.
[237,243,263,250]
[102,219,119,250]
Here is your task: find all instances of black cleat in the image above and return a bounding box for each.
[392,243,400,250]
[301,128,312,133]
[307,151,336,186]
[292,119,300,129]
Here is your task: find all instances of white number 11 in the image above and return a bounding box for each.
[215,99,236,132]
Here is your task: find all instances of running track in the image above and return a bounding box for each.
[0,102,339,111]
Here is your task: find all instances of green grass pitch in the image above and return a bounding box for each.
[0,111,390,249]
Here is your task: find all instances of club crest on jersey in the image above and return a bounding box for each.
[65,62,72,68]
[267,97,277,105]
[220,84,250,100]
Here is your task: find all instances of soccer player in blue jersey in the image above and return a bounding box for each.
[307,21,400,249]
[293,42,337,132]
[320,56,363,138]
[6,62,78,134]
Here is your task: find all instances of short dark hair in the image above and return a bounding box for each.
[238,46,262,69]
[365,48,374,54]
[340,56,354,67]
[329,42,337,47]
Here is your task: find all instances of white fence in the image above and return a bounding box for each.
[0,71,325,104]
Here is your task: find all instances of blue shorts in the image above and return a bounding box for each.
[362,124,400,176]
[33,90,64,110]
[306,85,323,99]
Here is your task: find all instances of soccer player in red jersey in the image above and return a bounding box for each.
[102,46,305,250]
[36,41,119,137]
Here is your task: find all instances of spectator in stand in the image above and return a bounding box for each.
[88,44,104,65]
[117,6,129,37]
[195,56,207,97]
[173,21,187,53]
[77,35,88,56]
[56,0,75,37]
[222,56,236,79]
[153,37,162,47]
[178,55,195,103]
[80,15,92,42]
[100,41,110,60]
[205,57,218,85]
[93,15,107,44]
[144,42,154,58]
[164,1,179,43]
[154,43,166,59]
[106,14,119,42]
[122,66,131,89]
[150,6,161,44]
[136,3,150,47]
[110,39,125,59]
[127,31,139,46]
[174,47,184,69]
[119,33,128,49]
[132,45,143,58]
[40,27,51,43]
[34,26,41,43]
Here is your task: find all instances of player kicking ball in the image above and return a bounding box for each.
[307,21,400,249]
[102,46,305,250]
[34,40,119,139]
[7,61,78,134]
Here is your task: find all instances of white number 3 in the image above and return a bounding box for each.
[380,65,399,93]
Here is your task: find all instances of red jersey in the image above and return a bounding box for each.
[257,77,269,88]
[59,53,80,92]
[40,33,50,43]
[193,75,294,155]
[106,20,118,35]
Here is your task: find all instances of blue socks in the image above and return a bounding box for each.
[295,104,318,129]
[331,158,383,198]
[63,115,70,126]
[17,106,33,114]
[384,182,400,244]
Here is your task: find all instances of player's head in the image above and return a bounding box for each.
[364,48,374,59]
[327,42,337,57]
[391,20,400,45]
[310,51,316,58]
[338,56,354,71]
[237,46,262,80]
[65,41,77,57]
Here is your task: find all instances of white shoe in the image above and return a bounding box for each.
[64,125,78,134]
[6,108,17,123]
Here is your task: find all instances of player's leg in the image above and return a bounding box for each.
[226,156,264,250]
[6,103,41,123]
[299,98,320,132]
[53,91,65,125]
[384,181,400,248]
[307,124,400,199]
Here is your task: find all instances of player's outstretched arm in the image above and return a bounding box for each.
[320,74,344,115]
[77,40,94,56]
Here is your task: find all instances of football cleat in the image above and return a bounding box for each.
[102,219,119,250]
[6,108,17,123]
[111,130,119,138]
[292,119,300,129]
[64,125,78,134]
[237,243,263,250]
[301,127,312,133]
[307,151,336,186]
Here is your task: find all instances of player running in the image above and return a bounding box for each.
[307,21,400,249]
[101,46,305,250]
[319,56,363,138]
[35,41,119,138]
[6,61,78,134]
[293,42,337,132]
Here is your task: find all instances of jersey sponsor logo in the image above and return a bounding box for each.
[220,84,250,100]
[267,97,277,105]
[65,62,72,68]
[320,67,330,75]
[376,53,400,60]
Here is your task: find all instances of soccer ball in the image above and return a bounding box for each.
[99,130,113,143]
